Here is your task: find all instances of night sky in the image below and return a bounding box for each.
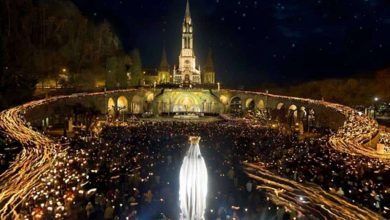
[72,0,390,87]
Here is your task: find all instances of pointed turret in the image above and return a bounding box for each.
[159,47,170,72]
[158,47,171,84]
[205,49,214,72]
[203,49,216,84]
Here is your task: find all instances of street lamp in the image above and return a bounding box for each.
[104,87,107,122]
[373,97,379,119]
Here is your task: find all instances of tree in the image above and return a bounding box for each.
[106,56,121,89]
[0,0,37,109]
[0,0,131,104]
[375,69,390,101]
[129,49,143,86]
[105,54,131,89]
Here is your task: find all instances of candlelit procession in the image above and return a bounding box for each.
[1,0,390,219]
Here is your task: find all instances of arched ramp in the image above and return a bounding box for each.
[230,97,242,115]
[108,98,115,116]
[245,98,255,111]
[276,102,285,110]
[257,100,265,110]
[287,104,298,125]
[117,96,128,113]
[131,95,144,114]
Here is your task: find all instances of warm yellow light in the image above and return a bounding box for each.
[182,97,190,106]
[146,93,154,102]
[219,95,228,105]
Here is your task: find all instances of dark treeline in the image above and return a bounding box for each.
[260,68,390,107]
[0,0,143,110]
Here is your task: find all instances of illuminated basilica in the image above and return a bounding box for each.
[156,0,215,86]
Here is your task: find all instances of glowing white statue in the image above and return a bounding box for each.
[179,136,208,220]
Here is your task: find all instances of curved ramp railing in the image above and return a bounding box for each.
[0,90,135,219]
[226,89,386,160]
[244,163,383,220]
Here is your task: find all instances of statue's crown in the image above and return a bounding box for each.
[189,136,201,145]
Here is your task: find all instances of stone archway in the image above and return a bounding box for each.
[144,92,155,113]
[131,95,144,114]
[287,105,298,125]
[146,93,154,102]
[219,95,229,105]
[173,94,200,113]
[245,98,255,112]
[230,97,242,115]
[308,108,316,129]
[117,96,128,113]
[153,90,224,115]
[299,106,307,121]
[107,98,115,116]
[276,102,285,110]
[274,102,286,122]
[257,100,265,110]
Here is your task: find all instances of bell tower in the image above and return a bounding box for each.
[173,0,201,84]
[182,0,193,52]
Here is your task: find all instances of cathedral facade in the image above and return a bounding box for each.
[157,0,215,86]
[173,0,201,84]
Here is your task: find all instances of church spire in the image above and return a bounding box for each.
[185,0,191,21]
[181,0,193,50]
[175,0,200,84]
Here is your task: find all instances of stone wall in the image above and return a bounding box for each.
[215,89,346,130]
[21,89,348,131]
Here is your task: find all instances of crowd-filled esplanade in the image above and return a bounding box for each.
[0,87,387,219]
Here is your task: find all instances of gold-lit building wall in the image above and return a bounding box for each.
[202,71,215,84]
[158,71,171,84]
[144,75,158,86]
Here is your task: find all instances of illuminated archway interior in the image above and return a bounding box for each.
[245,98,255,110]
[230,97,242,114]
[173,94,200,112]
[117,96,128,113]
[108,98,115,115]
[288,105,298,123]
[146,93,154,102]
[153,90,223,114]
[131,95,143,114]
[257,100,265,109]
[276,102,284,110]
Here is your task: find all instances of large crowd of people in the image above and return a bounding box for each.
[379,126,390,149]
[14,120,286,219]
[1,88,389,220]
[3,114,390,219]
[334,107,379,144]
